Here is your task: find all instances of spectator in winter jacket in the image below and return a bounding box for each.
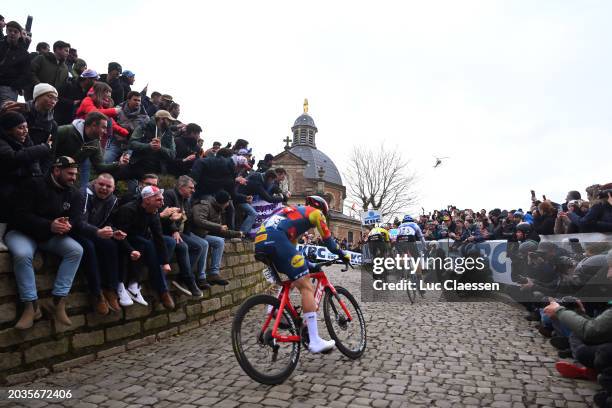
[256,153,274,173]
[99,62,124,105]
[73,173,127,315]
[127,110,176,179]
[112,185,175,310]
[168,102,181,120]
[53,111,130,188]
[0,15,5,38]
[237,169,285,233]
[75,81,128,139]
[105,91,149,163]
[70,58,87,80]
[5,156,85,330]
[139,88,161,116]
[119,70,135,99]
[55,69,98,125]
[0,112,52,250]
[65,48,78,77]
[568,190,612,233]
[169,123,202,176]
[161,176,207,297]
[191,190,243,286]
[28,40,71,99]
[203,141,221,158]
[0,21,31,106]
[29,42,49,60]
[533,200,557,235]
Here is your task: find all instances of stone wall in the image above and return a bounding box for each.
[0,242,266,385]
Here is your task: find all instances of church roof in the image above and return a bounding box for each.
[293,113,316,128]
[289,145,343,186]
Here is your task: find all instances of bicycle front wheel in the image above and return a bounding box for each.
[323,287,367,359]
[231,294,300,385]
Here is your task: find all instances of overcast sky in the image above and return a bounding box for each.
[5,1,610,214]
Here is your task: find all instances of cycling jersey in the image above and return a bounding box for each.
[367,227,390,243]
[397,222,427,247]
[254,205,345,281]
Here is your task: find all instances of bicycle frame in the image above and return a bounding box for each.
[260,271,354,343]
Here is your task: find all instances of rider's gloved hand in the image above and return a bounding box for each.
[308,261,322,273]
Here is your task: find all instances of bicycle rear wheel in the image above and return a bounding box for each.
[323,286,366,359]
[404,269,416,304]
[232,294,300,385]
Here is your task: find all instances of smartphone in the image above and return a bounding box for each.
[25,16,33,34]
[543,194,547,201]
[530,190,536,200]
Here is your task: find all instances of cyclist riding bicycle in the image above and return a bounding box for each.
[254,195,351,354]
[396,215,427,256]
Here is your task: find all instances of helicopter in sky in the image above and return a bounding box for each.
[433,156,449,168]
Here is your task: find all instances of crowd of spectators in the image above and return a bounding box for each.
[0,15,292,332]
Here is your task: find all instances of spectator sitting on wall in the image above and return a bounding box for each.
[99,62,125,105]
[5,157,85,329]
[568,189,612,233]
[75,81,129,140]
[127,110,176,179]
[140,87,161,116]
[73,173,127,315]
[29,40,70,99]
[53,111,129,188]
[118,173,159,206]
[70,58,87,80]
[29,41,49,60]
[203,141,221,157]
[256,153,274,173]
[106,90,149,163]
[191,190,243,287]
[112,186,175,310]
[0,111,52,250]
[55,69,98,126]
[119,70,135,98]
[0,21,30,106]
[168,102,181,121]
[161,176,207,298]
[533,200,557,235]
[65,48,78,76]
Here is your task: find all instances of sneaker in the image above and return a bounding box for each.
[550,336,570,350]
[207,275,229,286]
[127,283,148,306]
[117,283,134,307]
[308,338,335,354]
[160,291,175,310]
[171,279,193,296]
[196,278,211,290]
[555,361,598,381]
[186,281,203,298]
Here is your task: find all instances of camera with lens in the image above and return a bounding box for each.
[558,296,581,311]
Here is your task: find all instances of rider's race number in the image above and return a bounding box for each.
[264,215,284,229]
[262,267,280,284]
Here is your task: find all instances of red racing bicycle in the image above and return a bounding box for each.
[232,257,367,384]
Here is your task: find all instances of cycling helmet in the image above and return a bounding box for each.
[516,222,532,234]
[305,195,329,217]
[402,215,414,223]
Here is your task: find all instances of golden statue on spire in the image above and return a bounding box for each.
[303,98,309,113]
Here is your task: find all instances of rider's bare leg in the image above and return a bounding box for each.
[293,277,334,352]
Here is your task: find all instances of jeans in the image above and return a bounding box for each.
[203,234,225,278]
[5,230,83,301]
[163,234,203,283]
[0,85,18,107]
[71,234,120,295]
[127,235,168,294]
[181,232,209,280]
[104,137,124,164]
[570,334,612,370]
[79,158,91,190]
[238,202,257,233]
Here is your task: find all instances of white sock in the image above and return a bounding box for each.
[0,223,7,250]
[303,311,321,344]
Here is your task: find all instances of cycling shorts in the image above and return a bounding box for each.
[254,228,309,281]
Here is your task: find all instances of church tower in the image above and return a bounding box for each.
[291,98,318,148]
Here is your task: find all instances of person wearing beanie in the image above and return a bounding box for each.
[0,21,31,106]
[0,111,52,251]
[190,190,243,288]
[28,40,71,100]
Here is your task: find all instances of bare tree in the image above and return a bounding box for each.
[344,145,418,220]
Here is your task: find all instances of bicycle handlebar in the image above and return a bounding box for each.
[312,257,354,272]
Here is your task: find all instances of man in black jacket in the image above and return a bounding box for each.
[0,21,30,106]
[99,62,124,105]
[161,176,206,296]
[55,69,98,125]
[5,156,86,329]
[237,169,286,233]
[112,185,175,310]
[169,123,202,176]
[74,173,127,315]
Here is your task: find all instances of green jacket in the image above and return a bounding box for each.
[190,197,241,238]
[128,120,175,174]
[31,52,69,88]
[557,307,612,344]
[53,120,119,173]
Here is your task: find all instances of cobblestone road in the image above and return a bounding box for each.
[1,265,600,407]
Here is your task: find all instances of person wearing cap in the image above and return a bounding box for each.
[127,110,176,179]
[191,190,243,287]
[4,156,91,329]
[53,111,129,188]
[112,185,176,310]
[119,70,135,99]
[55,69,98,125]
[99,62,125,105]
[29,40,71,99]
[0,21,31,106]
[0,111,52,250]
